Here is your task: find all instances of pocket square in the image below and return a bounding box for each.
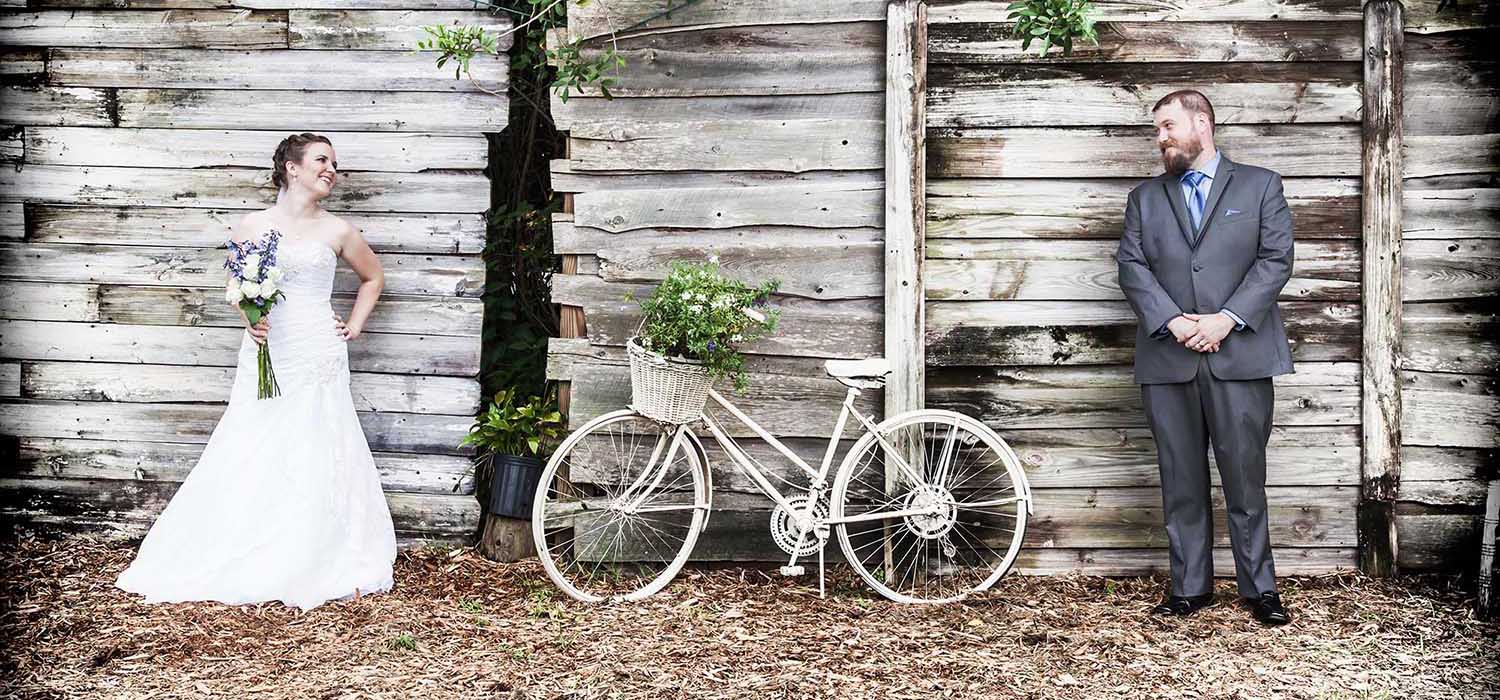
[1224,208,1242,217]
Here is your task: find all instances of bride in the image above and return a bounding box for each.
[115,133,398,610]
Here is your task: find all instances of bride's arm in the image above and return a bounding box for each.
[335,221,383,341]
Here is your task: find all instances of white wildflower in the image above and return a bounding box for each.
[689,304,703,313]
[240,280,262,299]
[680,291,693,300]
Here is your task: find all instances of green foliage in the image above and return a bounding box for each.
[416,23,502,80]
[461,387,565,459]
[633,261,781,392]
[549,39,624,102]
[385,633,417,652]
[1005,0,1099,58]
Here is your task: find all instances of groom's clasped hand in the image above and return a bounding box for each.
[1164,311,1235,354]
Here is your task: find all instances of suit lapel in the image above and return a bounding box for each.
[1163,178,1195,248]
[1193,156,1237,247]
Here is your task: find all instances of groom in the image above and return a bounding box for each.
[1115,90,1294,626]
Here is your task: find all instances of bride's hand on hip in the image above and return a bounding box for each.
[247,317,270,345]
[334,312,361,341]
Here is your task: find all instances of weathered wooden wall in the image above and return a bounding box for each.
[922,0,1367,574]
[548,0,890,561]
[1394,1,1499,570]
[0,2,510,546]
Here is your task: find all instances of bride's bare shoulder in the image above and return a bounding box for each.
[325,212,365,249]
[228,210,273,244]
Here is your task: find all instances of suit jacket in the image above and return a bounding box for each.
[1116,153,1296,384]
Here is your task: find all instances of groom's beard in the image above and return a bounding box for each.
[1159,138,1202,176]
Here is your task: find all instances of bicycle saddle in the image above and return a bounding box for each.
[824,358,891,389]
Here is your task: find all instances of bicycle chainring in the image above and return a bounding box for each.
[769,495,828,557]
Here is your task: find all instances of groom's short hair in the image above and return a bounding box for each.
[1152,90,1215,133]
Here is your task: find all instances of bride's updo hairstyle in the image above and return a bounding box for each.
[271,133,334,191]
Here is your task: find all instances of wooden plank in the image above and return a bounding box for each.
[93,286,482,337]
[566,0,886,41]
[1394,506,1481,570]
[550,274,881,360]
[1405,59,1499,136]
[8,437,476,495]
[23,127,488,171]
[1404,187,1499,239]
[928,21,1362,64]
[19,361,480,414]
[926,239,1358,301]
[0,86,113,126]
[927,1,1362,23]
[28,206,486,254]
[550,159,883,193]
[0,320,479,376]
[114,88,506,133]
[1,48,45,86]
[929,371,1359,430]
[48,48,507,93]
[1000,425,1360,489]
[0,362,17,397]
[926,177,1361,239]
[572,181,883,232]
[1402,239,1500,302]
[0,165,490,213]
[1402,301,1499,375]
[1404,0,1500,33]
[926,300,1360,366]
[31,0,481,8]
[1361,0,1404,577]
[0,10,287,48]
[550,93,883,131]
[887,0,927,426]
[0,281,100,321]
[1012,547,1357,576]
[568,119,881,172]
[0,400,472,455]
[0,477,479,537]
[1402,445,1499,484]
[1404,134,1500,178]
[563,22,883,97]
[0,243,484,298]
[929,124,1362,178]
[1401,371,1500,450]
[558,226,883,301]
[0,202,21,240]
[928,62,1363,128]
[289,10,512,51]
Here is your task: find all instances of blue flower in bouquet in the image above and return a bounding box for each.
[225,230,289,399]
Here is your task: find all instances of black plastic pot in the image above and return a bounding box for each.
[488,453,544,520]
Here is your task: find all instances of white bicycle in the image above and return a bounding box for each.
[531,357,1034,604]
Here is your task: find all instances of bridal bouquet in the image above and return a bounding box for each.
[224,231,288,399]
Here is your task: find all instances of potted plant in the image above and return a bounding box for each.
[627,260,781,423]
[460,387,566,519]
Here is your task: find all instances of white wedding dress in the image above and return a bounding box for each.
[116,231,397,611]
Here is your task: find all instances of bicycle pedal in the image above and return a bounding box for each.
[779,565,805,576]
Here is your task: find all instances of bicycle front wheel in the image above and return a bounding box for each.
[531,410,710,603]
[832,409,1031,604]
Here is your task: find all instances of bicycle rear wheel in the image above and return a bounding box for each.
[531,410,709,602]
[832,409,1031,604]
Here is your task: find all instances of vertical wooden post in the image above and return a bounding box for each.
[1359,0,1404,577]
[885,0,927,580]
[885,0,926,418]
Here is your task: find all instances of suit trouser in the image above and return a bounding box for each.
[1140,353,1278,598]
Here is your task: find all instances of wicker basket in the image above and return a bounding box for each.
[627,336,712,424]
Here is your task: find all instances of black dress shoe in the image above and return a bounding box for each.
[1245,591,1291,626]
[1150,592,1215,616]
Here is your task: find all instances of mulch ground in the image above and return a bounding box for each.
[1,534,1496,700]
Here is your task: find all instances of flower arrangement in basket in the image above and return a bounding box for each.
[628,260,780,423]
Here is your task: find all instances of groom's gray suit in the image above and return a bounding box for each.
[1116,152,1295,599]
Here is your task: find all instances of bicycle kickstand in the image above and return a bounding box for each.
[818,544,826,598]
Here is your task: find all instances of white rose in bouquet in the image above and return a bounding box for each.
[266,266,284,283]
[225,281,245,304]
[241,253,262,281]
[259,278,278,297]
[240,280,262,299]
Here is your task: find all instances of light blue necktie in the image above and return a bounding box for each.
[1182,170,1207,232]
